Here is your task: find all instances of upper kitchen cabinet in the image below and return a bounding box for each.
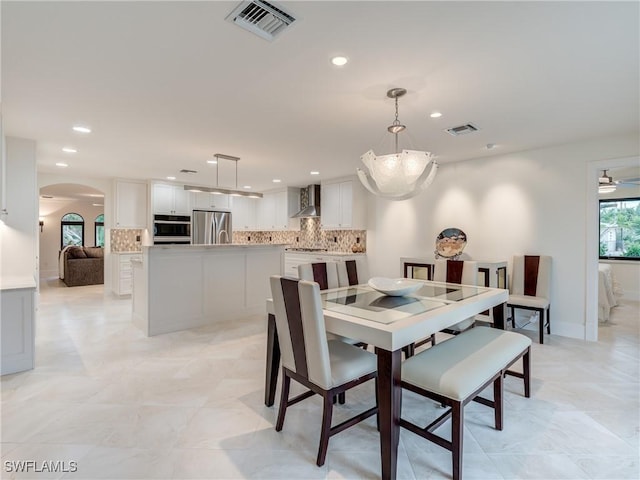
[320,178,367,229]
[115,180,148,228]
[152,183,191,215]
[257,187,300,231]
[192,191,230,210]
[230,195,257,231]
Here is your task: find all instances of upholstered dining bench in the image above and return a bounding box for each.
[400,326,531,480]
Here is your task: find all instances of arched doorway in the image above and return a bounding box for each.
[38,183,104,283]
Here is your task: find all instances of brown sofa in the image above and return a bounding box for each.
[61,246,104,287]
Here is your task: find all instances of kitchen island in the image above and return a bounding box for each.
[132,243,284,336]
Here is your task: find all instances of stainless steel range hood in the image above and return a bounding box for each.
[291,184,321,218]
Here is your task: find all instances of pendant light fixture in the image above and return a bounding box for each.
[357,88,438,200]
[184,154,263,198]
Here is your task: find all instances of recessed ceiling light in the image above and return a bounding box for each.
[243,185,252,189]
[72,125,91,133]
[331,56,348,66]
[167,176,176,180]
[62,147,77,153]
[430,112,442,118]
[272,179,281,183]
[92,203,103,207]
[310,171,320,175]
[55,162,68,168]
[485,143,496,150]
[206,159,217,164]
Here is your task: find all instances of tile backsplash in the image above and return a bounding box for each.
[111,219,365,253]
[232,218,366,253]
[110,229,143,252]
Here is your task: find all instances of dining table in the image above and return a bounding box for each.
[264,279,508,480]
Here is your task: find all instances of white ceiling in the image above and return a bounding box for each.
[3,1,639,192]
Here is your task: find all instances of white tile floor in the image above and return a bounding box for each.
[1,279,638,479]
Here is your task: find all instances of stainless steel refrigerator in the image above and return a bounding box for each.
[191,210,232,245]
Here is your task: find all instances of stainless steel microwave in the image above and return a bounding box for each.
[153,214,191,244]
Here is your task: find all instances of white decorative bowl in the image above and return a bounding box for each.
[367,277,422,297]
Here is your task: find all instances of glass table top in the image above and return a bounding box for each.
[321,281,490,324]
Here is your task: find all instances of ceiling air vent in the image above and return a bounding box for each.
[445,123,479,136]
[179,169,198,174]
[226,0,296,42]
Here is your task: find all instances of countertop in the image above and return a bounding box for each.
[0,276,37,291]
[284,250,366,256]
[145,243,288,250]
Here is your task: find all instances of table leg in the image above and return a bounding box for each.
[265,313,280,407]
[493,302,505,330]
[376,347,402,480]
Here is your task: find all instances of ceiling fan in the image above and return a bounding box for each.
[599,169,640,193]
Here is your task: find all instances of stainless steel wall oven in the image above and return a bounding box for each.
[153,214,191,244]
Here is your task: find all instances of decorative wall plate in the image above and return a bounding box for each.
[435,228,467,259]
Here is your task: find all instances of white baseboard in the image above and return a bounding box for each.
[621,289,640,302]
[551,321,585,340]
[40,269,58,279]
[511,310,585,340]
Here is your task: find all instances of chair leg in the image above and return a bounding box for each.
[317,393,334,466]
[275,372,291,432]
[547,306,551,334]
[539,308,544,344]
[493,374,503,431]
[403,343,415,358]
[375,377,380,432]
[510,306,515,328]
[338,392,346,404]
[451,401,464,480]
[430,333,436,345]
[523,349,531,398]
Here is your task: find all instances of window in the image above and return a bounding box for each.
[61,213,84,249]
[94,214,105,247]
[599,197,640,260]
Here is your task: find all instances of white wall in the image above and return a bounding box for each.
[39,200,104,278]
[367,133,639,340]
[0,137,38,280]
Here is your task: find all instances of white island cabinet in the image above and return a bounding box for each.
[1,277,36,375]
[132,244,284,336]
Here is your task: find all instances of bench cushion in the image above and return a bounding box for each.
[402,327,531,401]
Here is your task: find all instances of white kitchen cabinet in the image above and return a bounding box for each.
[152,183,191,215]
[1,278,36,375]
[112,252,142,296]
[192,191,229,210]
[320,178,366,229]
[284,252,366,278]
[230,195,257,231]
[256,188,300,231]
[256,192,276,230]
[115,180,148,228]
